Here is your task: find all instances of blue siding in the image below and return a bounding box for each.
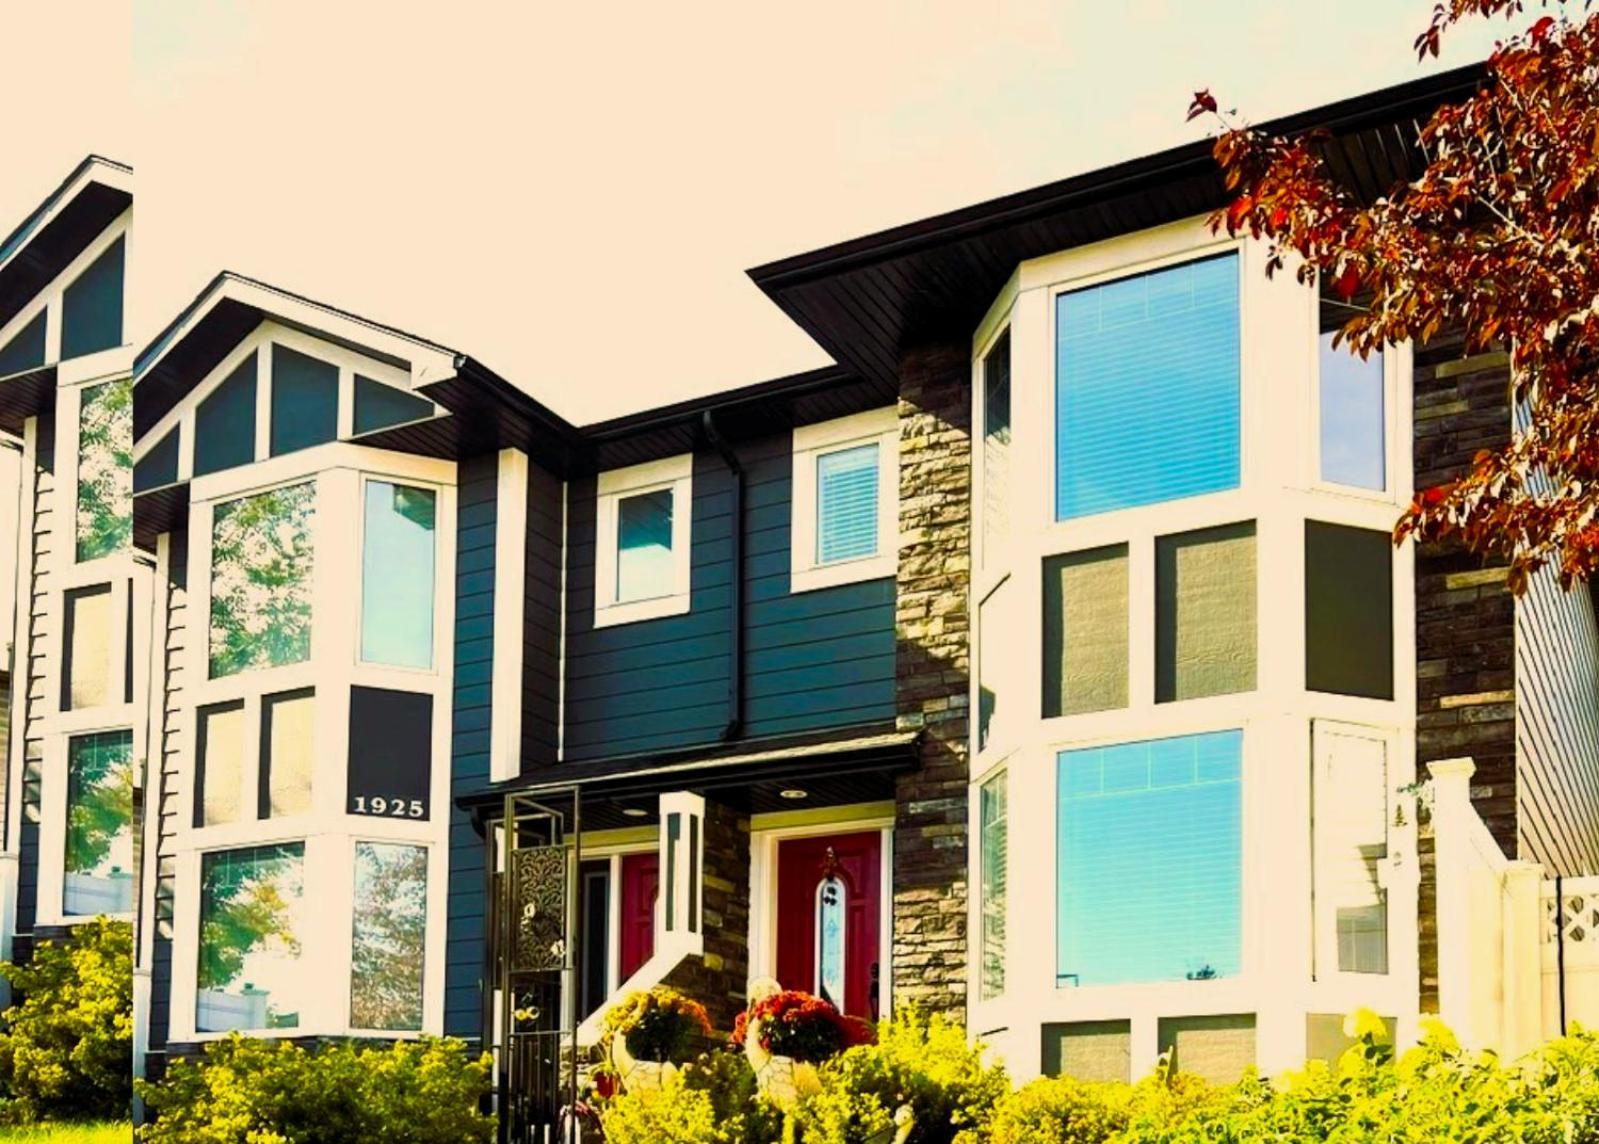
[563,430,895,760]
[445,452,497,1041]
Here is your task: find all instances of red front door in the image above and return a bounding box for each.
[618,851,659,983]
[775,831,882,1020]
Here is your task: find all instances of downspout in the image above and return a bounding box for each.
[701,410,744,741]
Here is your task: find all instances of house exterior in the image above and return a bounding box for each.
[0,62,1591,1130]
[0,156,142,999]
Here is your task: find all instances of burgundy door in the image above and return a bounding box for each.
[618,851,659,982]
[775,831,882,1019]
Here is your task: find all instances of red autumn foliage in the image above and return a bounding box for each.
[1190,0,1599,594]
[729,989,875,1064]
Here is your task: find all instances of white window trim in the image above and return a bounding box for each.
[593,454,693,628]
[170,441,456,1042]
[790,408,899,594]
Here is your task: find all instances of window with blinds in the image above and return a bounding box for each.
[1056,729,1242,987]
[980,772,1008,1000]
[1055,252,1240,520]
[816,443,880,565]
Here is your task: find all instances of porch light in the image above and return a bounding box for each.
[621,807,649,818]
[779,789,809,801]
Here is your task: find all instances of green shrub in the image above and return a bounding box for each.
[794,1009,1009,1144]
[136,1034,494,1144]
[601,1048,782,1144]
[0,918,132,1123]
[988,1075,1128,1144]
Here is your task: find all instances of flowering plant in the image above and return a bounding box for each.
[731,988,874,1065]
[603,987,713,1064]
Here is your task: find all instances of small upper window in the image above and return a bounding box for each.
[0,311,47,377]
[1318,293,1386,491]
[791,409,898,593]
[593,455,693,628]
[269,345,339,457]
[76,377,133,562]
[61,235,125,361]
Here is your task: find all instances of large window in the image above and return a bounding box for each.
[1043,545,1129,718]
[1056,253,1240,520]
[594,455,693,627]
[1305,522,1393,699]
[75,378,132,562]
[350,842,427,1031]
[197,844,306,1032]
[979,772,1008,1000]
[209,482,316,678]
[791,409,898,593]
[361,481,436,668]
[1056,730,1242,986]
[60,235,125,361]
[64,731,134,916]
[1155,522,1257,703]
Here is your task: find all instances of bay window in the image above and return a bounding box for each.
[1056,730,1242,987]
[351,842,428,1031]
[361,481,437,669]
[209,482,315,678]
[197,843,307,1032]
[1055,253,1240,520]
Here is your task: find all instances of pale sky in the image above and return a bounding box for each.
[5,2,1506,424]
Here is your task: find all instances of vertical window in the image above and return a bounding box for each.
[193,354,258,478]
[578,861,611,1021]
[1056,730,1242,986]
[209,482,315,678]
[354,375,433,436]
[134,428,180,494]
[76,377,132,562]
[197,843,306,1032]
[0,311,47,377]
[261,690,313,819]
[615,488,675,603]
[61,585,114,710]
[816,444,880,565]
[1314,724,1389,975]
[1155,522,1257,703]
[1056,253,1240,520]
[1305,522,1394,699]
[269,346,339,457]
[1319,297,1386,491]
[1042,545,1129,718]
[979,772,1008,1000]
[350,841,427,1031]
[64,730,134,915]
[195,701,246,827]
[982,330,1011,559]
[361,482,436,668]
[60,235,125,360]
[977,585,1006,751]
[815,874,847,1009]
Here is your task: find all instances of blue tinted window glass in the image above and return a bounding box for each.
[817,443,879,564]
[353,374,433,436]
[0,311,47,377]
[1319,336,1385,490]
[133,428,181,493]
[193,354,257,477]
[361,482,436,668]
[1056,730,1242,986]
[61,236,125,360]
[270,345,338,457]
[1056,254,1240,520]
[616,489,674,603]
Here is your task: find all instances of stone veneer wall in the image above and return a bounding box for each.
[892,343,972,1017]
[1412,337,1515,1012]
[661,799,751,1034]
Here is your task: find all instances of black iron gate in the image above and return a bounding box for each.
[493,789,584,1144]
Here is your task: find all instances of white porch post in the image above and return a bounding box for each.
[1429,757,1478,1047]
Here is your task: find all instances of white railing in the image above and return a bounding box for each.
[1541,874,1599,1040]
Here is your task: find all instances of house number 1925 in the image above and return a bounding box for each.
[351,796,426,819]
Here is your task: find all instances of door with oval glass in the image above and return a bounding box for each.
[775,831,882,1020]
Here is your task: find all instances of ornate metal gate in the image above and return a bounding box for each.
[495,789,583,1144]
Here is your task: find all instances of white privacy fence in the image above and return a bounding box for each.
[1431,758,1599,1058]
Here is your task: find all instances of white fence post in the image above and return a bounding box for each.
[1429,757,1479,1048]
[1501,861,1543,1058]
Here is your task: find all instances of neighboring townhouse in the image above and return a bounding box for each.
[105,60,1599,1133]
[0,157,142,986]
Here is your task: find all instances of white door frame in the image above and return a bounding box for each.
[747,805,895,1021]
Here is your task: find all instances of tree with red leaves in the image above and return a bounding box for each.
[1190,1,1598,594]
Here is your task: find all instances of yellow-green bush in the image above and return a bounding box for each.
[136,1035,494,1144]
[0,918,132,1124]
[601,1048,782,1144]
